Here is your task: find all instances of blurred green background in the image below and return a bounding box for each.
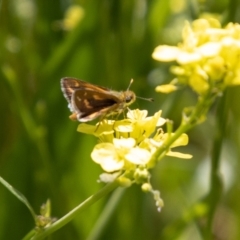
[1,0,240,239]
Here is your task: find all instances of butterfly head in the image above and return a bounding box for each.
[124,90,136,107]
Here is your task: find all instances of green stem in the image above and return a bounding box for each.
[204,93,226,239]
[151,87,223,238]
[149,88,223,238]
[29,181,119,240]
[151,90,216,165]
[86,188,125,240]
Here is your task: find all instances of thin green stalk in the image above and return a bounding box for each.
[204,94,226,239]
[86,187,125,240]
[151,89,216,165]
[151,86,223,238]
[153,88,223,238]
[29,181,119,240]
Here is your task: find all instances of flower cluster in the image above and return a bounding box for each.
[78,109,191,210]
[152,18,240,95]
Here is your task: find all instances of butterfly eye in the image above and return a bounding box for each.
[125,95,132,103]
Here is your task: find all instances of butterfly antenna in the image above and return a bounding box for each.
[127,78,154,102]
[136,96,154,102]
[126,78,134,91]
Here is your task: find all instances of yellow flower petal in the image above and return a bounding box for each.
[157,117,166,127]
[100,157,124,172]
[114,120,133,132]
[197,42,221,57]
[125,147,151,164]
[155,84,178,93]
[189,72,209,94]
[77,120,115,137]
[127,109,148,120]
[152,45,180,62]
[113,138,136,149]
[171,133,189,147]
[91,143,124,172]
[99,172,120,183]
[77,123,96,135]
[177,51,201,64]
[167,151,192,159]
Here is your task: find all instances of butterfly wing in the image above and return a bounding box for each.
[72,89,120,121]
[61,77,122,122]
[61,77,112,97]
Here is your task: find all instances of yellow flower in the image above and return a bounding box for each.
[78,109,165,143]
[152,18,240,95]
[77,109,192,210]
[91,136,156,173]
[86,109,191,174]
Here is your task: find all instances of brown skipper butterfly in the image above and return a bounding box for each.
[61,77,152,122]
